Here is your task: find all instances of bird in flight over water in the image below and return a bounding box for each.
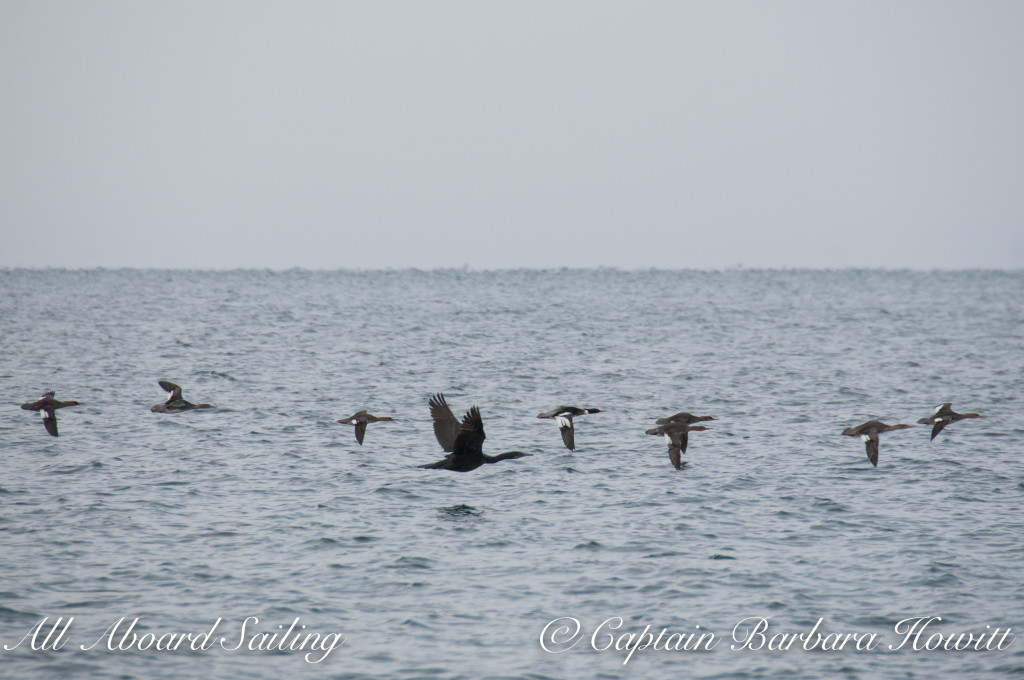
[536,405,604,451]
[337,410,395,445]
[842,420,914,466]
[916,403,985,441]
[21,391,82,437]
[421,398,530,472]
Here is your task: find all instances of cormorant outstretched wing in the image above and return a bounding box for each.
[429,394,460,452]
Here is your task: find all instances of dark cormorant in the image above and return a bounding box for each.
[421,401,530,472]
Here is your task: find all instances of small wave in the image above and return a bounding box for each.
[811,497,847,513]
[401,618,432,629]
[439,504,480,518]
[313,537,342,548]
[373,486,423,499]
[195,370,237,381]
[643,551,683,559]
[386,556,434,570]
[0,605,40,622]
[921,572,962,587]
[47,462,102,475]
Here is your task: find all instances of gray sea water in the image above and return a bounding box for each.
[1,268,1022,679]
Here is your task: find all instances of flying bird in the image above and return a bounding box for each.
[428,393,462,452]
[21,391,82,437]
[916,403,985,441]
[151,381,214,413]
[536,406,604,451]
[655,411,716,426]
[646,421,711,469]
[421,401,530,472]
[842,420,914,467]
[337,410,395,444]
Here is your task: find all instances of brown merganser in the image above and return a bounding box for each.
[21,391,82,437]
[842,420,914,467]
[655,411,716,425]
[536,406,604,451]
[646,421,711,469]
[337,410,395,444]
[420,404,530,472]
[916,403,985,441]
[151,381,214,413]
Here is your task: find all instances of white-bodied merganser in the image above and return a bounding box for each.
[536,406,603,451]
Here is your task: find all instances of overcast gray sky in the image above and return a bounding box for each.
[2,1,1022,269]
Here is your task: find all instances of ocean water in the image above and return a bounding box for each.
[0,268,1022,679]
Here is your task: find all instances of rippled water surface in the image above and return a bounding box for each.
[1,269,1022,678]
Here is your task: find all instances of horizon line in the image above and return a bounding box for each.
[2,265,1022,274]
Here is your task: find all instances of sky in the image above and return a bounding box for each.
[1,1,1022,270]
